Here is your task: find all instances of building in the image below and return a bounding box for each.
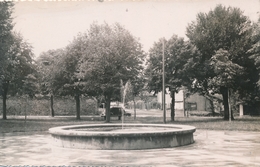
[157,89,210,111]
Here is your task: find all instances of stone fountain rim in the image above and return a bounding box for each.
[49,124,196,137]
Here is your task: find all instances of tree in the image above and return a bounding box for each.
[0,1,14,119]
[60,41,84,120]
[0,31,35,119]
[44,33,94,120]
[0,2,35,119]
[247,16,260,115]
[249,19,260,86]
[209,49,244,119]
[186,5,255,120]
[146,35,194,121]
[36,49,64,117]
[78,22,144,122]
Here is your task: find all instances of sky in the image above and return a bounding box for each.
[13,0,260,58]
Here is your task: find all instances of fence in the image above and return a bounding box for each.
[0,96,97,116]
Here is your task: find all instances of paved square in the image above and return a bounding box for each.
[0,130,260,166]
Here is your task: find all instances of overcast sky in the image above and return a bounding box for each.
[13,0,260,58]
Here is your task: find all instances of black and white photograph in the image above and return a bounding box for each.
[0,0,260,166]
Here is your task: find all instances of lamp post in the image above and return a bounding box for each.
[162,40,166,124]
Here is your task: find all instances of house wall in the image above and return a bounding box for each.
[157,89,210,111]
[157,90,184,110]
[157,91,172,109]
[185,93,210,111]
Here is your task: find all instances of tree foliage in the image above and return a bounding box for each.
[0,2,13,73]
[246,16,260,114]
[249,18,260,88]
[37,49,64,95]
[186,4,256,119]
[78,22,145,122]
[8,32,36,96]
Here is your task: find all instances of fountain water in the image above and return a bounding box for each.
[120,80,131,129]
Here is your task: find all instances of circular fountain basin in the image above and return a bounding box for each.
[49,124,196,150]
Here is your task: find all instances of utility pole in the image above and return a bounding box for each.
[183,89,186,117]
[162,40,166,123]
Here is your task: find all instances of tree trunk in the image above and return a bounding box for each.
[2,92,7,120]
[228,88,234,121]
[105,95,111,123]
[50,94,54,117]
[2,81,9,120]
[170,91,175,121]
[183,90,186,117]
[133,96,136,120]
[221,87,234,120]
[25,96,28,123]
[75,94,80,120]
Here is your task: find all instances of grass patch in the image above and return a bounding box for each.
[0,115,259,133]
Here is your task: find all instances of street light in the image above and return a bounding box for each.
[162,40,166,124]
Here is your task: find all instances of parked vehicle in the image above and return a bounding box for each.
[101,106,131,120]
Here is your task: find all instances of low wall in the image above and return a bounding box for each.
[49,124,196,150]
